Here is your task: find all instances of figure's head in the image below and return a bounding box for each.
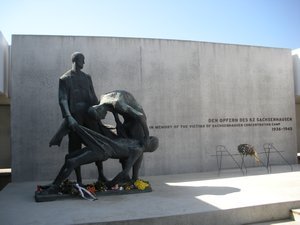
[145,136,159,152]
[71,52,85,69]
[88,105,108,121]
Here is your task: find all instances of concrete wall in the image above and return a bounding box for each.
[11,35,297,182]
[0,32,11,169]
[293,49,300,96]
[0,102,10,168]
[0,32,9,96]
[293,49,300,154]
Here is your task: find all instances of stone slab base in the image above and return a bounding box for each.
[35,187,152,202]
[1,165,300,225]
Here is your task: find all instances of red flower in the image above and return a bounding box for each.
[86,185,96,194]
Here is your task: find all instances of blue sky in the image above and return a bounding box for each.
[1,0,299,49]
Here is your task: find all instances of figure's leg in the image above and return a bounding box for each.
[107,148,143,188]
[119,158,131,182]
[95,161,107,182]
[85,116,109,183]
[119,158,126,170]
[68,131,82,184]
[52,149,85,186]
[132,154,143,181]
[53,148,105,186]
[41,148,102,195]
[122,120,146,181]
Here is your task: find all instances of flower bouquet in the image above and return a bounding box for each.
[238,144,260,163]
[35,179,152,202]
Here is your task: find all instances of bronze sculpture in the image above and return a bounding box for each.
[43,124,158,194]
[58,52,106,184]
[89,90,150,182]
[41,94,158,195]
[38,55,159,199]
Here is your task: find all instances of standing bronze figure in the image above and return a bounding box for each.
[58,52,104,184]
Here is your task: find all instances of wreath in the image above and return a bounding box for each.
[238,144,260,163]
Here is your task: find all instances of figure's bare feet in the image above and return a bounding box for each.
[39,184,60,195]
[105,180,114,189]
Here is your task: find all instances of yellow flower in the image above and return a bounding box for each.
[134,180,149,190]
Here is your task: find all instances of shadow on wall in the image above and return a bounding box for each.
[0,94,10,169]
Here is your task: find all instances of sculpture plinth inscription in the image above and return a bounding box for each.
[149,116,293,132]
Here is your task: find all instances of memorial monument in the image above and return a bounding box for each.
[35,53,159,201]
[10,35,297,183]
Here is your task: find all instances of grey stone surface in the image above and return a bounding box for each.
[0,104,10,168]
[0,32,11,169]
[10,35,297,182]
[1,166,300,225]
[0,31,9,96]
[293,49,300,155]
[293,49,300,96]
[295,102,300,155]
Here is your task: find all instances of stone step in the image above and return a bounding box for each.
[262,222,300,225]
[291,209,300,221]
[0,168,11,191]
[250,221,300,225]
[249,209,300,225]
[2,168,300,225]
